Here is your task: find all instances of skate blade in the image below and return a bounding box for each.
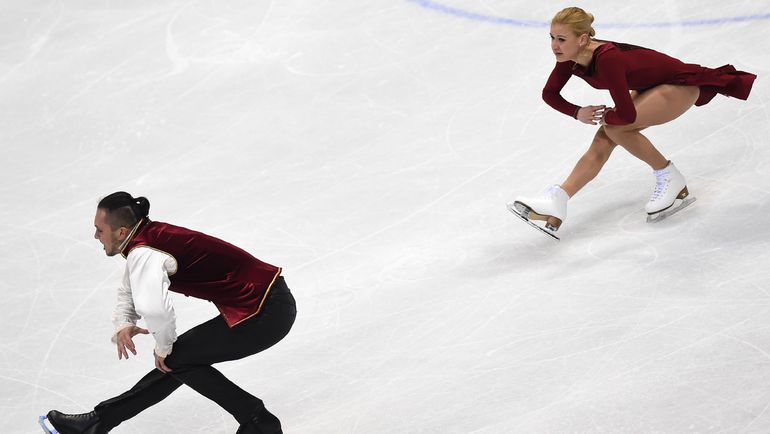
[646,196,696,223]
[506,203,560,241]
[38,416,58,434]
[510,201,562,230]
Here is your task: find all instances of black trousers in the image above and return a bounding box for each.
[95,277,296,428]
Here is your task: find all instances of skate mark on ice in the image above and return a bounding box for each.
[587,234,658,265]
[0,373,83,409]
[0,3,62,85]
[295,151,524,270]
[744,393,770,431]
[604,317,755,384]
[34,268,120,399]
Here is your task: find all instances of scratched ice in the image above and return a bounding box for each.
[2,1,769,433]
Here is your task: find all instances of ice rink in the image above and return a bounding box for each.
[2,1,769,433]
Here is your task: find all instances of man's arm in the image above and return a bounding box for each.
[112,267,141,334]
[111,267,148,360]
[125,247,178,359]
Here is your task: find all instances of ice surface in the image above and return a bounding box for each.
[2,1,769,433]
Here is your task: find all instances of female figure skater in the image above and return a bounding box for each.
[509,7,756,234]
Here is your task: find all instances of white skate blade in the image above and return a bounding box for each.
[646,196,696,223]
[38,416,58,434]
[507,203,560,241]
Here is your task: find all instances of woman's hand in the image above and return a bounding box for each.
[599,107,615,126]
[576,105,607,125]
[115,325,149,360]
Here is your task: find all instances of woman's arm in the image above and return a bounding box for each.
[599,54,637,125]
[542,61,581,118]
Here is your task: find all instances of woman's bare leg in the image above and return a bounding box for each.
[531,87,699,228]
[559,90,642,198]
[560,126,617,197]
[603,85,700,170]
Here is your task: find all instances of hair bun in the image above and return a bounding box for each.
[552,7,597,38]
[135,196,151,218]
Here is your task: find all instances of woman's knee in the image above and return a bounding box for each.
[593,127,617,151]
[602,124,640,144]
[595,126,613,142]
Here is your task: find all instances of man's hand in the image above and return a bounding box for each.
[154,352,172,373]
[115,325,149,360]
[576,105,607,125]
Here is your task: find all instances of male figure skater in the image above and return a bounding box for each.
[44,192,296,434]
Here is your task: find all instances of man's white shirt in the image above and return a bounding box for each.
[112,247,178,358]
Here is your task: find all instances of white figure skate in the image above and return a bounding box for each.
[645,161,696,223]
[507,185,569,240]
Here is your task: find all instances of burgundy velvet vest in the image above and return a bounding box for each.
[121,220,282,327]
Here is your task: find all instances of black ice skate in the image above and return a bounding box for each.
[236,407,283,434]
[40,410,108,434]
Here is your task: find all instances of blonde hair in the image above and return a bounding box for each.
[552,7,596,38]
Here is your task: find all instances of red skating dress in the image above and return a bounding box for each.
[542,41,756,125]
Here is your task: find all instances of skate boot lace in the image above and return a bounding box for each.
[650,172,669,201]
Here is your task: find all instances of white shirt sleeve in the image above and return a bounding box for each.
[122,247,179,358]
[111,266,142,335]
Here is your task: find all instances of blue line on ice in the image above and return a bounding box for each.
[407,0,770,28]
